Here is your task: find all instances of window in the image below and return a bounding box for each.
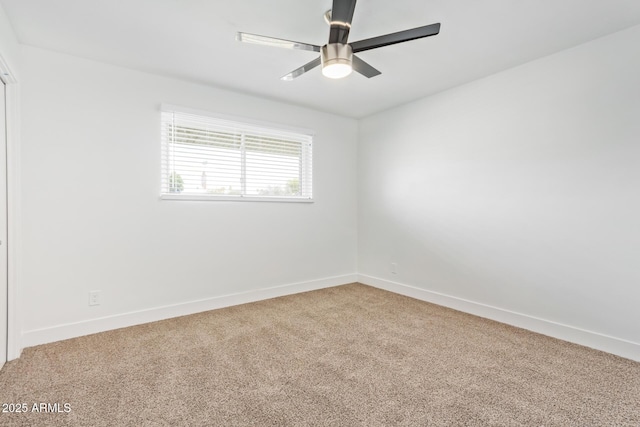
[161,107,313,201]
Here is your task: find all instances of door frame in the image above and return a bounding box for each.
[0,52,21,361]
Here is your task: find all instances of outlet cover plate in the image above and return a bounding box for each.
[89,291,101,306]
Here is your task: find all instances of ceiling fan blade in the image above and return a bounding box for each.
[237,32,321,52]
[281,57,322,81]
[329,0,357,44]
[350,23,441,53]
[352,55,381,78]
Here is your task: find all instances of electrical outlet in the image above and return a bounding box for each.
[89,291,101,306]
[391,262,398,275]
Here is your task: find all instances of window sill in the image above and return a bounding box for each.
[160,194,314,203]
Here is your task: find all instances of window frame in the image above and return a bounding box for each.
[160,104,314,203]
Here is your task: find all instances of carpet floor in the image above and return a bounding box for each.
[0,283,638,426]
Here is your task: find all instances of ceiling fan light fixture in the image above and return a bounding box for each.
[322,62,352,79]
[321,43,353,79]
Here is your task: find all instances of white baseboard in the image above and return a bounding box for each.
[20,273,640,362]
[22,274,358,349]
[358,274,640,362]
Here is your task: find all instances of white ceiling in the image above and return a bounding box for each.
[3,0,640,118]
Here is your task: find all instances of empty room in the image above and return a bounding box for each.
[0,0,639,425]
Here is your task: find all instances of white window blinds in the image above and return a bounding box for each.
[161,109,313,201]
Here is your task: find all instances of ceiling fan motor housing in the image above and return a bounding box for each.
[321,43,353,78]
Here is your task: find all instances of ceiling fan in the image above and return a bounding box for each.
[236,0,441,80]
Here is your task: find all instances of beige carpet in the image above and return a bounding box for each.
[1,283,638,426]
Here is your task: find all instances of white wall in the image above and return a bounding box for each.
[358,25,640,359]
[20,46,358,343]
[0,2,20,77]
